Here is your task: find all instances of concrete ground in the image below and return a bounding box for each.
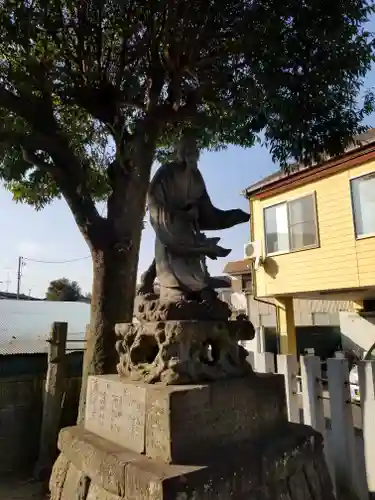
[0,476,48,500]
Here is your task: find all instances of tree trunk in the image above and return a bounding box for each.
[77,148,153,423]
[77,243,139,423]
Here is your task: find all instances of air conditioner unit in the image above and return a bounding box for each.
[244,240,261,259]
[244,240,263,270]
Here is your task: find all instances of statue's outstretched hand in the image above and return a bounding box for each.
[216,246,231,258]
[232,209,250,224]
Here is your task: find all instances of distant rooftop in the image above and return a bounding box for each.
[0,338,86,355]
[0,291,41,301]
[245,128,375,197]
[223,260,251,276]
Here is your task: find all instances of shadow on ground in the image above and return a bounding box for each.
[0,475,48,500]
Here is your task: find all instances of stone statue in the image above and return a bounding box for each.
[116,134,255,384]
[138,134,250,305]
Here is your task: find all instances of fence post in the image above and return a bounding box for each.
[77,323,91,425]
[358,360,375,498]
[34,322,68,479]
[255,326,266,353]
[327,357,358,499]
[300,355,325,435]
[255,352,275,373]
[277,354,300,423]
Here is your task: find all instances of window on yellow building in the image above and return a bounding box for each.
[241,275,252,292]
[350,172,375,238]
[264,193,318,255]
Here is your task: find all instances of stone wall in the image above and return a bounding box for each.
[0,352,83,474]
[339,311,375,354]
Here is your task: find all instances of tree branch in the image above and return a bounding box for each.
[21,148,54,172]
[0,128,106,246]
[154,100,198,123]
[0,89,37,124]
[0,86,57,136]
[0,131,56,167]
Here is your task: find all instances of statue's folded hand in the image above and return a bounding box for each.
[204,236,221,245]
[206,243,231,260]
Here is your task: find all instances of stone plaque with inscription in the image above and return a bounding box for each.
[84,375,147,454]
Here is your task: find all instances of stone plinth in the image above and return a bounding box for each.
[50,321,335,500]
[51,372,335,500]
[51,423,334,500]
[115,319,255,384]
[84,374,286,464]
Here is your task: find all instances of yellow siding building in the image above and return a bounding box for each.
[246,130,375,354]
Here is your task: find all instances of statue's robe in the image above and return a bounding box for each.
[147,160,243,293]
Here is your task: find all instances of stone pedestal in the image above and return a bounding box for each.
[115,319,255,384]
[50,372,335,500]
[84,374,286,464]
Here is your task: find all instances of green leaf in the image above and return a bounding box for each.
[0,0,374,211]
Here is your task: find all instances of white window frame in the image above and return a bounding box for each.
[350,170,375,240]
[263,192,319,256]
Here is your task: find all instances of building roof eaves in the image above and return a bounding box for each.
[244,129,375,198]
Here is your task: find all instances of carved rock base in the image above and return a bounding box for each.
[134,293,232,322]
[50,371,335,500]
[50,424,335,500]
[115,319,255,384]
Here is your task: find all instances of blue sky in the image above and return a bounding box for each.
[0,143,277,297]
[1,60,375,298]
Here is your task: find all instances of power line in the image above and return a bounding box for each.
[15,202,107,269]
[19,205,105,266]
[23,255,91,264]
[16,254,92,297]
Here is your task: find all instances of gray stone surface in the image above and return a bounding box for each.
[86,484,121,500]
[85,376,147,454]
[49,454,70,500]
[84,374,286,464]
[50,423,335,500]
[133,293,232,322]
[60,461,89,500]
[115,319,255,385]
[50,350,335,500]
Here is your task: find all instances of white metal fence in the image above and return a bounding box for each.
[244,348,375,500]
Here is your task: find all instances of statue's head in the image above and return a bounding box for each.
[176,133,199,168]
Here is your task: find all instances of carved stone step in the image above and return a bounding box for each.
[50,424,335,500]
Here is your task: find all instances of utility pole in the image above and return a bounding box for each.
[16,256,24,299]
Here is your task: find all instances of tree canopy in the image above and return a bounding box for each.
[45,277,83,301]
[1,0,375,397]
[0,0,374,214]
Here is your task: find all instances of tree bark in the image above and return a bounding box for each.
[77,143,154,423]
[77,244,139,423]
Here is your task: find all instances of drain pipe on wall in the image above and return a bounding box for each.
[246,194,280,354]
[253,296,280,354]
[250,262,280,353]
